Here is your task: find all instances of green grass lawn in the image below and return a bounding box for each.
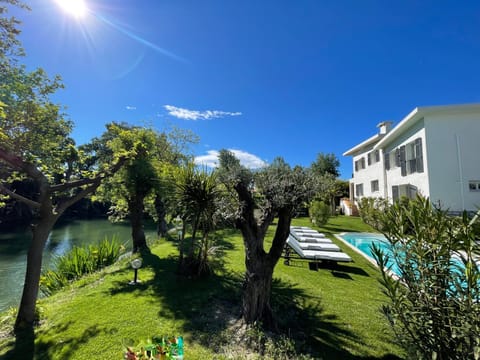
[0,216,404,359]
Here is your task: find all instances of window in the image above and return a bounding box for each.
[469,181,480,192]
[392,184,417,201]
[384,152,391,170]
[371,180,379,192]
[354,157,366,172]
[392,185,399,202]
[395,148,401,167]
[393,138,424,176]
[367,150,380,166]
[356,183,364,197]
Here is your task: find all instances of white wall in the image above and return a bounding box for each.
[425,111,480,212]
[351,147,385,200]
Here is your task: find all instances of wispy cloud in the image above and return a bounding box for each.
[164,105,242,121]
[194,149,267,169]
[126,106,137,110]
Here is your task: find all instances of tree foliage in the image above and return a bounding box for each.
[0,1,126,331]
[310,152,340,178]
[371,196,480,359]
[308,200,330,226]
[174,163,220,276]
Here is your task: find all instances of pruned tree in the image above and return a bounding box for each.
[218,150,317,329]
[91,124,170,253]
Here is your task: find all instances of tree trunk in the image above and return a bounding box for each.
[14,214,56,333]
[154,195,167,237]
[242,252,276,329]
[128,195,148,253]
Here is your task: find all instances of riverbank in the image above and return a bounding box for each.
[0,216,405,359]
[0,219,158,312]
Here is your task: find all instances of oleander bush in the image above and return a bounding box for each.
[372,196,480,360]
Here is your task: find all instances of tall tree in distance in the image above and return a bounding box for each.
[311,152,344,214]
[218,150,317,329]
[311,152,340,177]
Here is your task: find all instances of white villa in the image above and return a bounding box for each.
[343,103,480,215]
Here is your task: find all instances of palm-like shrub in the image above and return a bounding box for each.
[174,163,220,276]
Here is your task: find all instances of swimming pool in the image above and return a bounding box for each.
[335,232,400,276]
[336,232,478,281]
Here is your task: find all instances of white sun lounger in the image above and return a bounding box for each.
[290,227,326,237]
[291,238,340,252]
[291,231,326,238]
[291,235,333,244]
[285,236,352,264]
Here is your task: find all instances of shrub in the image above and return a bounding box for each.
[372,196,480,360]
[40,236,122,295]
[357,197,389,230]
[308,200,330,226]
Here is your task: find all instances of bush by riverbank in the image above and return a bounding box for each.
[0,216,404,359]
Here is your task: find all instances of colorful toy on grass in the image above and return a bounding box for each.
[123,336,184,360]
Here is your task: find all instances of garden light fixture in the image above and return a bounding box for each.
[129,258,142,285]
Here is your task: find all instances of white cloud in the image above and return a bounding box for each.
[164,105,241,120]
[194,149,267,169]
[126,106,137,110]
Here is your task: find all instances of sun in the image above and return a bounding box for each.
[55,0,88,18]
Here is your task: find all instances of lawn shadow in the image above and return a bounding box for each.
[0,326,35,360]
[110,250,398,359]
[160,227,237,253]
[0,321,111,360]
[35,322,115,359]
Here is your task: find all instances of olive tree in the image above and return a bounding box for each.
[218,150,317,329]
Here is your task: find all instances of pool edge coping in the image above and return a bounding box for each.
[334,232,400,280]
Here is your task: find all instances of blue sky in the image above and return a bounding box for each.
[13,0,480,178]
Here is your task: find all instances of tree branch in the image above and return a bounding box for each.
[50,177,98,192]
[0,146,46,182]
[56,180,100,214]
[0,182,41,209]
[267,207,292,266]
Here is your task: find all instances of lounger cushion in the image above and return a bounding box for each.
[286,236,352,262]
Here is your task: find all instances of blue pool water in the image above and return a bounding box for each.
[337,232,477,282]
[337,232,400,275]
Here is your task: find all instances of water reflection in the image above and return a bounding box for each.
[0,219,157,312]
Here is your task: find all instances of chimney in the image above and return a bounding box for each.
[377,121,393,135]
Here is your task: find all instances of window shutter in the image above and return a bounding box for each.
[415,138,424,173]
[367,153,371,165]
[395,148,400,167]
[355,161,358,172]
[375,150,380,162]
[400,146,406,176]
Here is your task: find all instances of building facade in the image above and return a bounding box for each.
[343,103,480,213]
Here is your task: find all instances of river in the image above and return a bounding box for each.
[0,219,158,313]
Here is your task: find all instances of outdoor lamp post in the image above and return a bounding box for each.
[129,258,142,285]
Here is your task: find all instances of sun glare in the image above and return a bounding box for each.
[55,0,88,18]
